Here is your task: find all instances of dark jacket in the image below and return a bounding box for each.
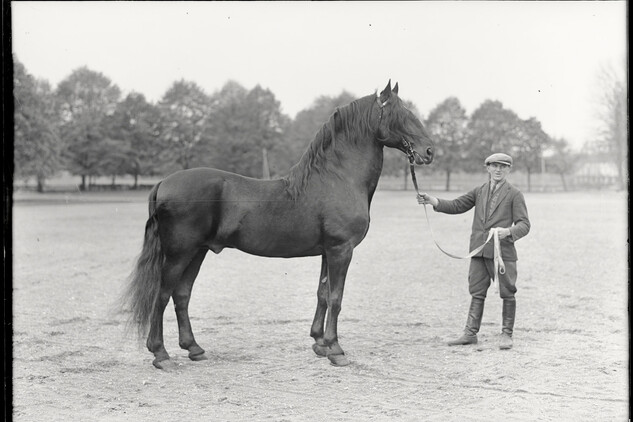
[434,181,530,261]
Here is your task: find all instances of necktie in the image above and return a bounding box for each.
[486,182,497,218]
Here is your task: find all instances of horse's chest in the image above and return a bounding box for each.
[321,203,370,243]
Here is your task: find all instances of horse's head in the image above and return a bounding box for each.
[375,80,434,165]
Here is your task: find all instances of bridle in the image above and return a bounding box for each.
[375,96,418,171]
[402,137,420,193]
[402,138,416,165]
[375,96,388,133]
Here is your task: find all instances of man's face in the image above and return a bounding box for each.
[487,163,511,182]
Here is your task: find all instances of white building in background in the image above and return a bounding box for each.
[573,161,619,187]
[571,141,620,188]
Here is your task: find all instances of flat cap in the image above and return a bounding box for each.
[485,153,513,166]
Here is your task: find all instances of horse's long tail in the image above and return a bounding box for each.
[123,182,164,338]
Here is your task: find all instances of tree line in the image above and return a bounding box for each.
[13,55,627,192]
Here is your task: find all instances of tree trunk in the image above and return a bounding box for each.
[618,155,627,191]
[526,169,532,192]
[262,148,270,179]
[80,175,86,191]
[133,173,139,189]
[36,175,45,193]
[559,172,568,192]
[614,92,627,191]
[445,169,451,191]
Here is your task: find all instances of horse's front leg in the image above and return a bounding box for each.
[310,255,329,357]
[323,244,353,366]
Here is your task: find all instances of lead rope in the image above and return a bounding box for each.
[409,163,504,293]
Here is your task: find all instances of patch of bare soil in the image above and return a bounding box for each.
[12,191,628,421]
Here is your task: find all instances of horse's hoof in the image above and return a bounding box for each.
[328,353,350,367]
[152,358,177,371]
[312,343,328,357]
[189,352,208,362]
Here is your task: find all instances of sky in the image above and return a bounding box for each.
[11,1,627,151]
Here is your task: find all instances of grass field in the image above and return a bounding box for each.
[11,188,629,421]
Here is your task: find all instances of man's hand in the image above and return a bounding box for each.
[417,193,439,207]
[494,227,512,239]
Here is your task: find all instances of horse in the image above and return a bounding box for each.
[123,80,434,369]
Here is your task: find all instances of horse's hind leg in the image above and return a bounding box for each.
[310,255,329,357]
[146,252,196,370]
[172,249,208,361]
[146,283,175,370]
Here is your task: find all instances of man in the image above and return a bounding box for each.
[417,153,530,350]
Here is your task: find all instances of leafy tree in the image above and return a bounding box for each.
[93,138,132,187]
[595,63,627,190]
[465,100,519,172]
[158,80,213,170]
[105,93,164,188]
[14,57,64,192]
[205,81,290,178]
[238,85,290,178]
[424,97,468,191]
[205,80,249,171]
[285,92,357,172]
[55,67,121,190]
[512,117,551,192]
[545,137,577,191]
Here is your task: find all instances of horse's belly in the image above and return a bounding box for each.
[214,213,323,258]
[238,237,322,258]
[235,229,322,258]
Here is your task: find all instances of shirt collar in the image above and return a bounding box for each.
[490,179,506,189]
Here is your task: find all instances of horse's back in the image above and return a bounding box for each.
[158,167,243,198]
[154,167,323,257]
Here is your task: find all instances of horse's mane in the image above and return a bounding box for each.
[282,94,377,199]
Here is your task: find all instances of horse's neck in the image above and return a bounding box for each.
[324,135,384,195]
[284,99,385,199]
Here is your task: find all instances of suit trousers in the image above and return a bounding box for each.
[468,257,517,300]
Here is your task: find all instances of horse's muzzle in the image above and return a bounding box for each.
[403,138,433,165]
[413,148,433,165]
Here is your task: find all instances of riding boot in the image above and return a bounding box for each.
[448,297,485,346]
[499,298,516,350]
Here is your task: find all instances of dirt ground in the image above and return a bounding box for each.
[11,189,629,421]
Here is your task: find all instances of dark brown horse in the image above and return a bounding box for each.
[123,81,434,369]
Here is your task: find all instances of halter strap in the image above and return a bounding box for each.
[403,139,416,165]
[375,97,387,135]
[376,93,389,108]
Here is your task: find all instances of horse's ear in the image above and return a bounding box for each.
[393,82,399,95]
[332,108,340,133]
[379,80,392,103]
[325,108,339,147]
